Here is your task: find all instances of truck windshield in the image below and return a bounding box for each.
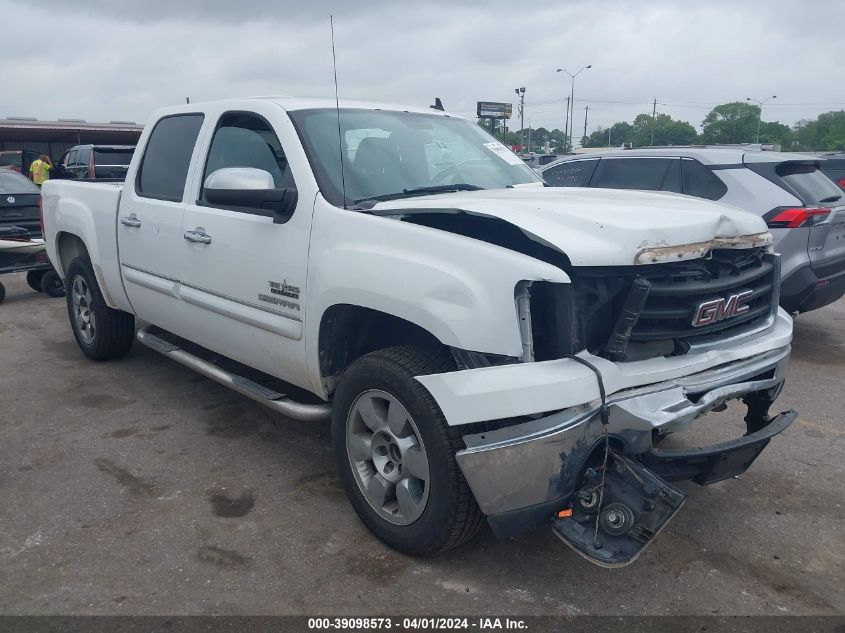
[288,108,541,207]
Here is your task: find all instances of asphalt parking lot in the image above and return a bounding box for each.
[0,272,843,616]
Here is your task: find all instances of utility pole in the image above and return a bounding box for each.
[583,105,589,148]
[514,87,526,153]
[563,96,570,153]
[608,126,612,148]
[527,118,532,154]
[651,98,657,146]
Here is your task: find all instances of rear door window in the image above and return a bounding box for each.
[94,149,134,166]
[542,159,598,187]
[136,114,205,201]
[776,162,843,206]
[591,157,682,192]
[681,159,727,200]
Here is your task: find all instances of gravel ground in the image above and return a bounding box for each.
[0,272,842,615]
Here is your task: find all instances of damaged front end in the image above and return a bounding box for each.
[453,347,795,567]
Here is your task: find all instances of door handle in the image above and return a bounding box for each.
[121,215,141,228]
[184,230,212,244]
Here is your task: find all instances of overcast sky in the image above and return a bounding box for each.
[3,0,843,134]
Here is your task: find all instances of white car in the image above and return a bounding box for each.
[41,97,795,566]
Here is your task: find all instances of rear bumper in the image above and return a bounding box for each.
[780,260,845,313]
[453,343,791,536]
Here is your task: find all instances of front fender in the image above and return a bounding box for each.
[304,204,570,396]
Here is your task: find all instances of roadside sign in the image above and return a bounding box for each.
[477,102,512,119]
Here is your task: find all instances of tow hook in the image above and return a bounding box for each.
[552,451,686,568]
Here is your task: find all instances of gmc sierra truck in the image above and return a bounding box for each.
[41,97,796,566]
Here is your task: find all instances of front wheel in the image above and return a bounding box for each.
[332,346,485,556]
[65,258,135,360]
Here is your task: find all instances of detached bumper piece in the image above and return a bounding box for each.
[551,410,796,568]
[552,452,686,568]
[642,409,797,485]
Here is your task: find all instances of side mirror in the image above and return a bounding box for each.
[203,167,297,224]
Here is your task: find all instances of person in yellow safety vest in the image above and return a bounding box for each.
[29,154,53,186]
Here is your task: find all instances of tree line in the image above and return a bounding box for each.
[479,103,845,153]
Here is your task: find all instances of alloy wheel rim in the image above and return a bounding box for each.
[346,389,430,525]
[71,275,96,344]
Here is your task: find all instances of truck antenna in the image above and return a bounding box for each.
[330,15,347,209]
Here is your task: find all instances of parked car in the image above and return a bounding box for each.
[0,149,41,176]
[540,148,845,313]
[820,152,845,191]
[520,153,564,169]
[0,167,42,238]
[0,168,64,302]
[56,144,135,180]
[42,98,795,567]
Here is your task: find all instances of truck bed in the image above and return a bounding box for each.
[41,179,133,313]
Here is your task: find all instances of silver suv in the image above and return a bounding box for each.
[540,148,845,313]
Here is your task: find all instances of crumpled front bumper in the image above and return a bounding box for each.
[453,343,792,535]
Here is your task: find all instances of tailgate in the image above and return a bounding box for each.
[0,192,41,238]
[809,204,845,277]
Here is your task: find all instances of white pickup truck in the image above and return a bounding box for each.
[42,97,796,566]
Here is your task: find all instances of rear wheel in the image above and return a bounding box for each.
[65,257,135,360]
[0,282,5,304]
[40,270,65,298]
[26,269,46,292]
[332,346,485,556]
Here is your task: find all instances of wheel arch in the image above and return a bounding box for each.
[54,230,133,313]
[317,304,447,396]
[56,231,91,275]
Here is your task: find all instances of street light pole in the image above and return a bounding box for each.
[514,87,526,153]
[563,96,570,152]
[557,65,591,151]
[746,95,777,144]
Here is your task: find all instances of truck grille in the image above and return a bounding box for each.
[574,248,778,360]
[632,250,777,342]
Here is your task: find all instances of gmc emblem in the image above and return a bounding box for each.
[691,290,754,327]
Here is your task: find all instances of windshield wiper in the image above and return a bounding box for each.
[819,195,842,203]
[401,184,483,196]
[351,183,483,208]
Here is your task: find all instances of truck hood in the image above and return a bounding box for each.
[371,187,771,266]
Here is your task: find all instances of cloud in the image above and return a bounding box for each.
[2,0,843,133]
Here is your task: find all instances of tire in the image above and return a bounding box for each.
[0,282,5,304]
[65,257,135,361]
[40,270,66,298]
[27,269,47,292]
[332,346,485,556]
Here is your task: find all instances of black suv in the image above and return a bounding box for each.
[56,144,135,180]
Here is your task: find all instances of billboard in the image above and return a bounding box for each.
[476,101,512,118]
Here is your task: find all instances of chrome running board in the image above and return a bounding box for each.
[136,325,331,422]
